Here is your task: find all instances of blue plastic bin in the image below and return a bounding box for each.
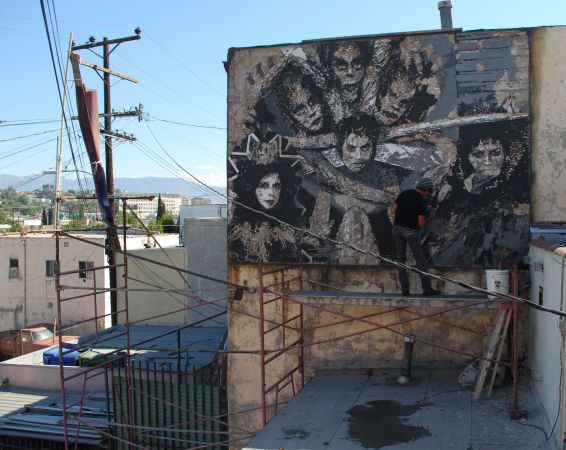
[42,344,80,366]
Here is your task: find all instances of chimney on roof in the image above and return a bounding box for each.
[438,1,453,29]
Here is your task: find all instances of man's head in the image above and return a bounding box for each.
[274,66,325,135]
[336,114,382,173]
[416,177,434,197]
[269,59,327,136]
[319,41,372,88]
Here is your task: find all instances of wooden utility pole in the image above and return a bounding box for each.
[72,29,141,326]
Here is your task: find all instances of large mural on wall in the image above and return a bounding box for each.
[227,30,530,268]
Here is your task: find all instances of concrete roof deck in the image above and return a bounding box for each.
[245,368,548,450]
[78,324,227,371]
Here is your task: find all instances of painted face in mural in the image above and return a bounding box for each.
[286,79,324,133]
[379,76,417,125]
[468,138,505,181]
[331,45,366,87]
[341,131,373,172]
[255,173,281,210]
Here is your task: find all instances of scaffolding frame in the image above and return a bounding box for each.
[256,264,523,425]
[53,198,231,450]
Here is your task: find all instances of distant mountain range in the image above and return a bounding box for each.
[0,174,227,203]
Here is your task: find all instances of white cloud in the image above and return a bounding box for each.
[184,165,227,188]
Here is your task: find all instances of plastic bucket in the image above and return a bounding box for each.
[485,269,510,299]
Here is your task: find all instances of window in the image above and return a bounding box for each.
[78,261,94,279]
[46,260,55,278]
[9,259,19,280]
[20,331,32,343]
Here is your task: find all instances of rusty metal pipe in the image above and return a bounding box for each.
[398,335,415,385]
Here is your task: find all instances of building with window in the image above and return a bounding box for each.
[0,232,181,335]
[0,233,107,334]
[126,193,189,220]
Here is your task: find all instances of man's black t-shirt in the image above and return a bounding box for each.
[393,189,426,229]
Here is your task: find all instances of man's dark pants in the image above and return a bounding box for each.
[392,225,433,294]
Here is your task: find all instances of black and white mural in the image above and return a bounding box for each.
[227,30,530,268]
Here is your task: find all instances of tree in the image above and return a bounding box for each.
[48,208,54,225]
[42,208,48,225]
[156,194,165,223]
[161,213,177,233]
[0,208,9,224]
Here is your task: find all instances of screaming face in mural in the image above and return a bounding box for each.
[318,40,373,121]
[331,44,367,87]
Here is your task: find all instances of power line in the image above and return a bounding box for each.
[148,116,226,130]
[0,128,59,142]
[0,119,61,127]
[137,126,565,317]
[144,31,225,99]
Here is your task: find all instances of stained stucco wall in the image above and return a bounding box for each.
[528,241,566,450]
[116,247,186,325]
[0,235,106,334]
[185,218,227,326]
[227,264,495,441]
[531,27,566,223]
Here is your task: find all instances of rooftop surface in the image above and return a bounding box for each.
[0,387,107,446]
[79,324,227,371]
[245,368,549,450]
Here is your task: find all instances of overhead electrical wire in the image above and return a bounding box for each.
[114,49,224,124]
[147,116,226,130]
[144,31,225,100]
[40,0,89,196]
[0,128,60,142]
[139,123,566,318]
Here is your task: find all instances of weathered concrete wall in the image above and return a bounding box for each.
[185,218,227,326]
[531,27,566,223]
[528,241,566,450]
[117,247,186,325]
[228,263,495,442]
[0,235,106,334]
[0,350,105,392]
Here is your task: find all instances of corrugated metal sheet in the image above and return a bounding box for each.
[0,388,109,447]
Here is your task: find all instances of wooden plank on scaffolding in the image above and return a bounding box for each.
[486,309,512,399]
[472,307,511,401]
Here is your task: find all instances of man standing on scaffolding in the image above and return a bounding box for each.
[391,177,439,296]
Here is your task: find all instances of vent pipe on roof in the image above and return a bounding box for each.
[438,1,453,29]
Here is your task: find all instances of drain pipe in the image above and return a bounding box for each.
[397,334,416,385]
[438,1,453,29]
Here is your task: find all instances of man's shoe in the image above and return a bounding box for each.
[423,289,440,296]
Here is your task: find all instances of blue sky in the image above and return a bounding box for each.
[1,1,565,192]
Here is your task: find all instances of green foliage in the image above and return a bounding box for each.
[62,220,86,231]
[9,223,22,232]
[0,208,9,224]
[41,208,48,225]
[147,219,162,232]
[160,213,178,233]
[156,194,166,222]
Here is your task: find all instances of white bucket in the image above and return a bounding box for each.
[485,269,510,299]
